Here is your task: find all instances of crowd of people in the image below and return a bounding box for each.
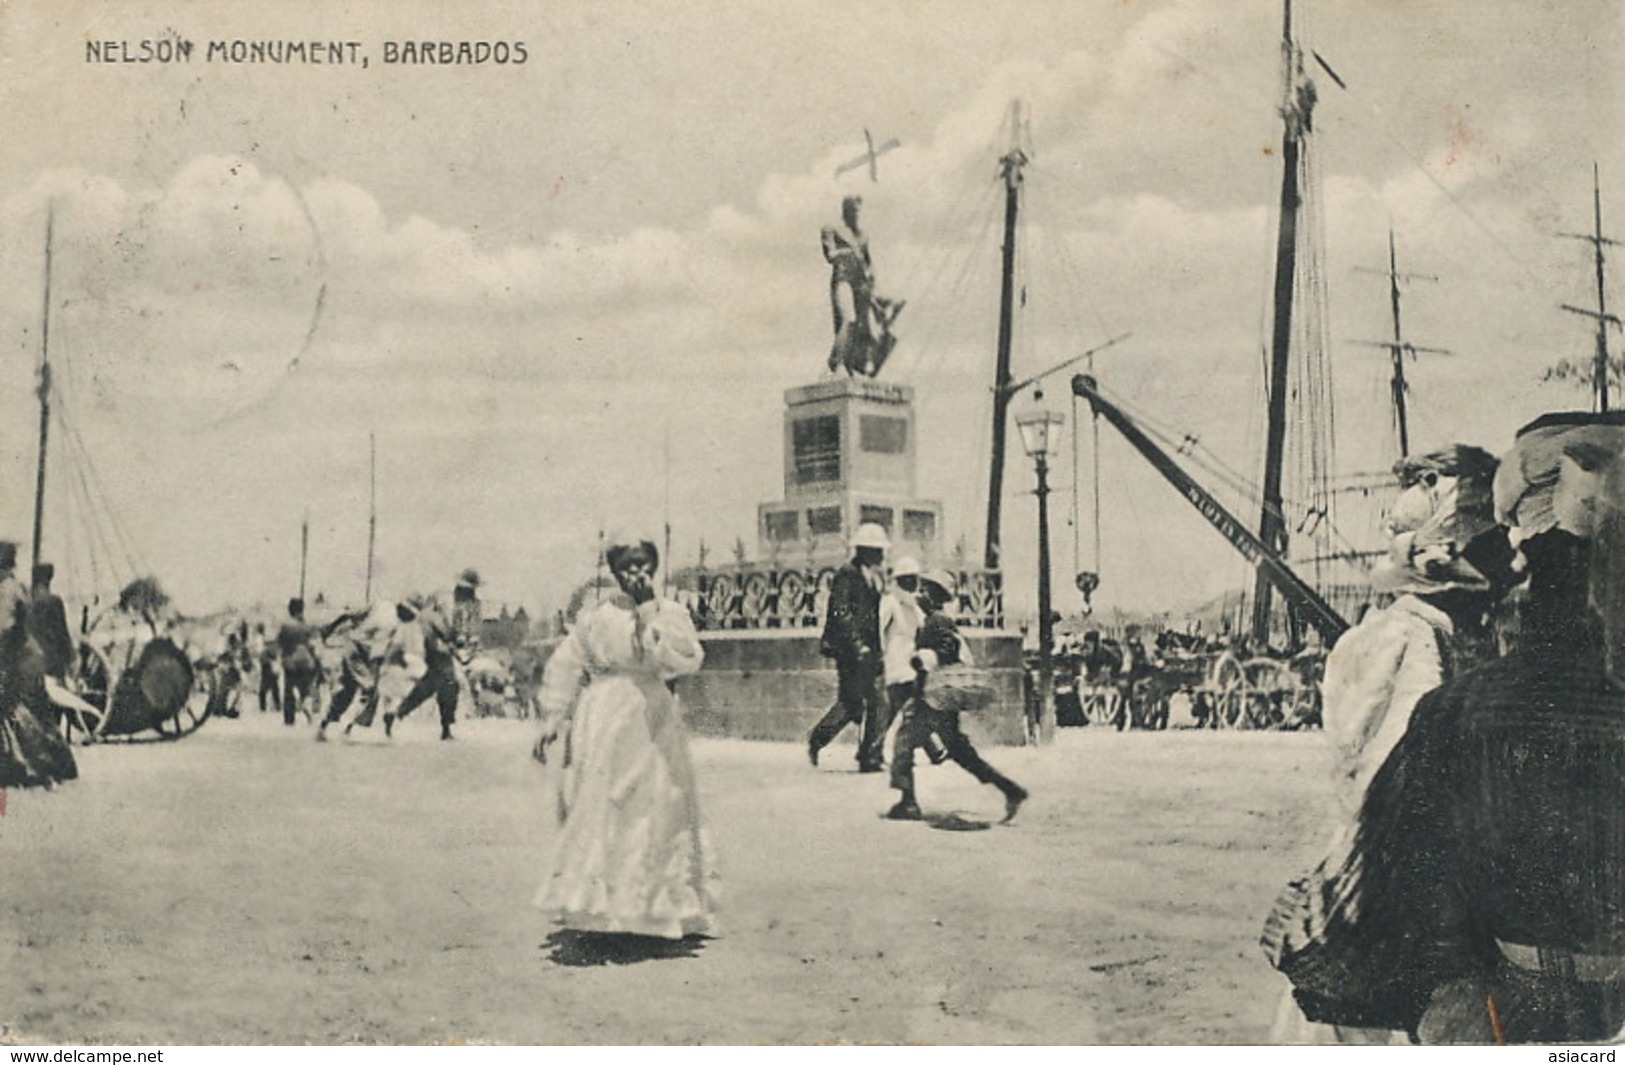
[0,546,80,789]
[234,567,492,742]
[805,521,1027,824]
[1262,413,1625,1044]
[7,410,1624,1043]
[0,562,508,767]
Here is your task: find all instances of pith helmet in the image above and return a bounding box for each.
[850,523,891,551]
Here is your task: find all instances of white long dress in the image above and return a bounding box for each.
[534,594,719,939]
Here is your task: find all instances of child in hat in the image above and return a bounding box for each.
[886,569,1028,823]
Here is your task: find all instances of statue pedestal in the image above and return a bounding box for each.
[671,375,1026,745]
[756,377,944,568]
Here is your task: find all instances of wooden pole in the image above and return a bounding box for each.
[1559,164,1620,410]
[31,204,55,576]
[1034,451,1055,745]
[365,432,377,606]
[1252,0,1313,648]
[984,108,1027,572]
[1593,163,1611,412]
[1386,230,1412,458]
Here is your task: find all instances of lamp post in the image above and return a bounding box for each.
[1016,408,1066,746]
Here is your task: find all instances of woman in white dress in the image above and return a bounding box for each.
[532,535,718,941]
[1265,444,1514,1043]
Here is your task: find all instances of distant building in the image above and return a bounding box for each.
[479,603,532,649]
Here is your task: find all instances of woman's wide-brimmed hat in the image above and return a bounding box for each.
[1371,443,1502,595]
[1494,411,1625,535]
[920,567,958,599]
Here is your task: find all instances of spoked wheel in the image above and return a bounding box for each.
[1209,655,1249,729]
[135,638,206,741]
[57,700,105,746]
[1287,686,1322,729]
[1082,685,1120,727]
[153,694,211,740]
[58,643,111,745]
[1243,661,1291,730]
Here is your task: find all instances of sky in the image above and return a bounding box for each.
[0,0,1622,625]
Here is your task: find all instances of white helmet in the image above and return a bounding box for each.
[850,522,891,551]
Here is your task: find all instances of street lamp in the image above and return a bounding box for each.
[1016,408,1066,746]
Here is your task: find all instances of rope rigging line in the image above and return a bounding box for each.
[38,317,120,603]
[1022,175,1130,373]
[1289,132,1339,583]
[1103,385,1265,505]
[1140,7,1560,344]
[54,389,147,592]
[1097,377,1367,566]
[889,171,1004,383]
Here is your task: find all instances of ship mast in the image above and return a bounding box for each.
[983,104,1028,571]
[1251,0,1316,647]
[364,431,377,606]
[31,205,56,575]
[1560,163,1620,412]
[1383,231,1414,457]
[1356,228,1447,461]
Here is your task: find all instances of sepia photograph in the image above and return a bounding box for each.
[1,0,1623,1048]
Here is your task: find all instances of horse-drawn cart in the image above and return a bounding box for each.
[55,628,206,744]
[1054,633,1323,731]
[1195,649,1323,730]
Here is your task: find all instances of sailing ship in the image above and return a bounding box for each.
[1066,0,1378,655]
[25,204,206,743]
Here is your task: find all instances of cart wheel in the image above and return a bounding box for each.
[61,643,111,745]
[59,703,105,746]
[1208,654,1248,729]
[1146,691,1171,731]
[1243,661,1290,729]
[1287,686,1322,729]
[154,697,210,740]
[1083,686,1119,727]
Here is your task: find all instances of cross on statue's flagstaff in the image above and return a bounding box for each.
[835,128,900,182]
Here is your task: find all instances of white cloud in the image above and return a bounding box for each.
[2,0,1621,620]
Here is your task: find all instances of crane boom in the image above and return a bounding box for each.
[1070,374,1349,645]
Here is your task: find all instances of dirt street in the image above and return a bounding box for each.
[0,710,1330,1045]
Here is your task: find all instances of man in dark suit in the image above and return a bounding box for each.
[27,563,74,685]
[807,522,889,771]
[276,598,320,726]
